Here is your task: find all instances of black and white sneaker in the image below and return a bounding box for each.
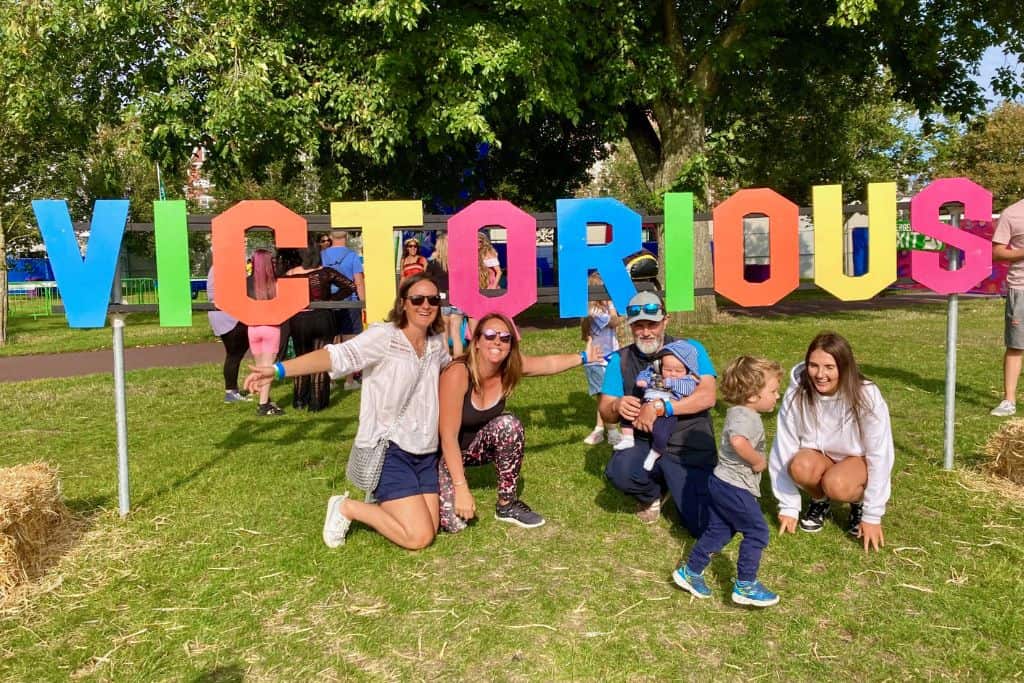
[799,498,831,532]
[847,502,864,536]
[257,402,285,416]
[495,500,546,528]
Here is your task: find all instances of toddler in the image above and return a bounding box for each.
[672,356,782,607]
[582,273,622,445]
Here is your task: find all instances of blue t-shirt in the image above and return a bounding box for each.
[321,246,363,299]
[600,339,716,397]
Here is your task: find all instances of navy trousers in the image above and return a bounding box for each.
[686,475,769,582]
[604,438,711,537]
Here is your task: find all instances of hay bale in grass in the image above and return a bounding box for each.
[983,418,1024,486]
[0,462,70,598]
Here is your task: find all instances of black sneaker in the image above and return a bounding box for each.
[847,503,864,536]
[799,498,831,532]
[495,500,545,528]
[257,402,285,416]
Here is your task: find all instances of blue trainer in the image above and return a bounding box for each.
[732,579,779,607]
[672,565,712,599]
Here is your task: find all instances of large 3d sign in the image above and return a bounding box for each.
[33,179,995,328]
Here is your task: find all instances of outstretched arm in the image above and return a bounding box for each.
[521,352,585,377]
[243,348,332,394]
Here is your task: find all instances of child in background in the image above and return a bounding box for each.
[672,356,782,607]
[582,273,622,445]
[614,341,700,469]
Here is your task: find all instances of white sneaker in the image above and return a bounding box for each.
[990,400,1017,417]
[582,428,605,445]
[322,493,351,548]
[606,429,623,447]
[343,379,361,391]
[613,434,635,451]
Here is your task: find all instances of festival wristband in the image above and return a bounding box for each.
[663,399,674,417]
[274,362,286,380]
[579,351,588,365]
[453,480,468,487]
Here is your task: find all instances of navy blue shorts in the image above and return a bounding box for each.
[373,442,440,502]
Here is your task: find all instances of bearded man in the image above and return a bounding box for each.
[598,292,718,535]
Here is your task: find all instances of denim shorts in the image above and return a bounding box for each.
[1006,288,1024,350]
[372,442,440,502]
[584,364,606,396]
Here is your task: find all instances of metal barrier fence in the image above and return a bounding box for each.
[119,277,158,305]
[7,277,163,317]
[7,282,59,318]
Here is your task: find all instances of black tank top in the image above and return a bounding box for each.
[458,380,506,451]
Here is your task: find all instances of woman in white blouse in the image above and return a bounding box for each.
[245,273,450,550]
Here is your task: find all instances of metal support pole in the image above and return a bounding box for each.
[943,210,961,471]
[112,314,131,516]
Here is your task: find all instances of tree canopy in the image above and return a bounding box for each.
[928,101,1024,209]
[3,0,1024,328]
[5,1,1023,208]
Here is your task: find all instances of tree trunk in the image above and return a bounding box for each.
[625,103,717,323]
[0,216,8,346]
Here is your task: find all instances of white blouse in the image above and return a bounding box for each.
[326,323,450,454]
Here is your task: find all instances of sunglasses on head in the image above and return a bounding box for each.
[481,328,512,343]
[626,303,663,317]
[406,294,441,306]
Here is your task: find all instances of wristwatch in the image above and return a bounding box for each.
[654,399,666,416]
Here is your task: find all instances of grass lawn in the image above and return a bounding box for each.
[2,298,1023,680]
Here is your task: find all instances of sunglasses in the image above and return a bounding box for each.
[626,303,663,317]
[406,294,441,306]
[481,329,512,343]
[319,238,332,244]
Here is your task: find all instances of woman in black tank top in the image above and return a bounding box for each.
[437,312,589,533]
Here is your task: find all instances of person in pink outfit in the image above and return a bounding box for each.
[246,249,284,416]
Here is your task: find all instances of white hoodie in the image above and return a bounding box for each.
[769,362,895,525]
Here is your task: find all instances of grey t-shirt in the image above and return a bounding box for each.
[714,405,764,497]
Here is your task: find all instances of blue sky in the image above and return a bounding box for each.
[976,46,1023,106]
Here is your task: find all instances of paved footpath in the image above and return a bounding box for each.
[0,292,978,383]
[0,343,226,383]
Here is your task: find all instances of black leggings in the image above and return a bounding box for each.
[289,310,335,411]
[220,323,249,392]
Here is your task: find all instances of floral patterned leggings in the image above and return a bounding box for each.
[438,413,525,533]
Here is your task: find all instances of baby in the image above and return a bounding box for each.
[614,340,700,472]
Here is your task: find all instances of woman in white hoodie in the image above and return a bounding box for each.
[769,332,894,552]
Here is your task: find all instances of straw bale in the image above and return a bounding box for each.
[0,462,70,598]
[983,418,1024,487]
